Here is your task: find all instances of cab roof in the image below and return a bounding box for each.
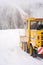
[24,17,43,20]
[35,18,43,20]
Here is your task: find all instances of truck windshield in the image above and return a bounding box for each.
[30,21,43,30]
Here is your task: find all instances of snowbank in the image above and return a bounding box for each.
[0,29,43,65]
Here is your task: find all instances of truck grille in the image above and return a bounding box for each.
[41,36,43,40]
[41,41,43,47]
[41,32,43,40]
[41,32,43,47]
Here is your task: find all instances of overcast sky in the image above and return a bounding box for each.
[0,0,43,17]
[0,0,43,7]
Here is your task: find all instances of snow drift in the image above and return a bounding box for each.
[0,29,43,65]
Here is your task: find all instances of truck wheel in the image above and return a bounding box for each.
[22,42,24,50]
[23,42,27,52]
[33,49,37,57]
[22,42,23,49]
[30,45,33,56]
[27,49,29,53]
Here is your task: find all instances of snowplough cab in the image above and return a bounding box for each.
[20,17,43,57]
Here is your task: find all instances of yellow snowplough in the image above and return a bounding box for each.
[20,17,43,57]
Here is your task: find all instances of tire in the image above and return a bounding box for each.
[27,49,29,53]
[29,45,33,56]
[33,49,37,57]
[23,42,27,52]
[22,42,23,49]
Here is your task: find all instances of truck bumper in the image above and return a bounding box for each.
[37,47,43,54]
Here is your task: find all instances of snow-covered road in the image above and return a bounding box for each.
[0,29,43,65]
